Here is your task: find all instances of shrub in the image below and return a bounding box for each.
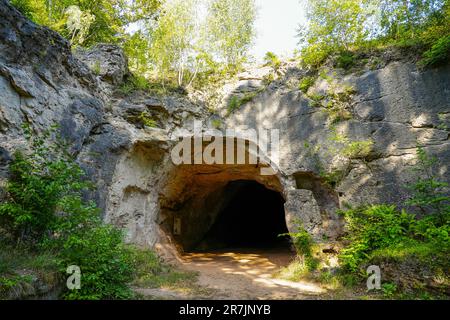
[58,224,134,300]
[341,140,374,159]
[336,51,356,70]
[300,43,332,69]
[263,51,281,70]
[211,119,222,129]
[138,112,157,128]
[421,35,450,67]
[0,125,89,242]
[227,96,241,114]
[118,75,150,95]
[280,222,319,272]
[405,147,450,225]
[289,226,313,257]
[262,72,275,85]
[299,76,316,93]
[0,124,136,299]
[226,91,259,115]
[338,205,415,271]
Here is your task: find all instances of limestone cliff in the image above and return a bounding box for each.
[1,0,449,253]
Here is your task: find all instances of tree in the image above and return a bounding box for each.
[206,0,257,70]
[10,0,162,46]
[378,0,447,39]
[148,0,201,87]
[65,5,95,46]
[298,0,369,51]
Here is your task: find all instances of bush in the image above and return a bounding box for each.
[341,140,373,159]
[226,91,259,115]
[0,125,89,242]
[0,124,136,299]
[263,51,281,69]
[421,35,450,67]
[299,76,316,93]
[336,51,356,70]
[280,222,319,272]
[339,205,415,271]
[300,43,332,69]
[405,147,450,224]
[339,202,449,273]
[58,224,134,300]
[289,227,313,257]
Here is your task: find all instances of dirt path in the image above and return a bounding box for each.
[180,248,327,300]
[135,247,332,300]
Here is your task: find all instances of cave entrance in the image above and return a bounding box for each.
[193,180,290,251]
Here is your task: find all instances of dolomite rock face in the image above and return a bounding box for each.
[75,44,130,86]
[0,0,449,251]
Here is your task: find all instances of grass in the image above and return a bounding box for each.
[137,112,157,128]
[275,257,311,281]
[226,91,260,115]
[299,76,316,93]
[341,140,374,159]
[211,119,222,129]
[0,242,60,299]
[130,248,199,293]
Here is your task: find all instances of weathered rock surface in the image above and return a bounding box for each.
[0,0,449,252]
[75,44,130,86]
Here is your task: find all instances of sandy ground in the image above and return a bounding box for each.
[135,247,329,300]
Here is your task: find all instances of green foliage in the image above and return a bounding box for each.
[131,248,197,288]
[381,282,397,298]
[299,76,316,93]
[262,72,275,85]
[0,125,89,242]
[211,119,222,129]
[279,222,319,273]
[320,169,345,188]
[300,43,332,69]
[11,0,162,46]
[298,0,450,69]
[421,35,450,66]
[333,147,450,297]
[310,84,356,124]
[226,91,259,115]
[0,124,136,299]
[118,75,150,95]
[339,205,415,271]
[298,0,368,68]
[10,0,257,88]
[58,224,134,300]
[336,51,356,70]
[308,93,326,107]
[406,147,450,224]
[138,112,157,128]
[92,60,101,75]
[341,140,374,159]
[207,0,257,70]
[275,256,313,281]
[148,0,256,88]
[339,201,449,273]
[285,227,313,257]
[263,52,281,69]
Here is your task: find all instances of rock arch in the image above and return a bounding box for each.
[104,133,344,254]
